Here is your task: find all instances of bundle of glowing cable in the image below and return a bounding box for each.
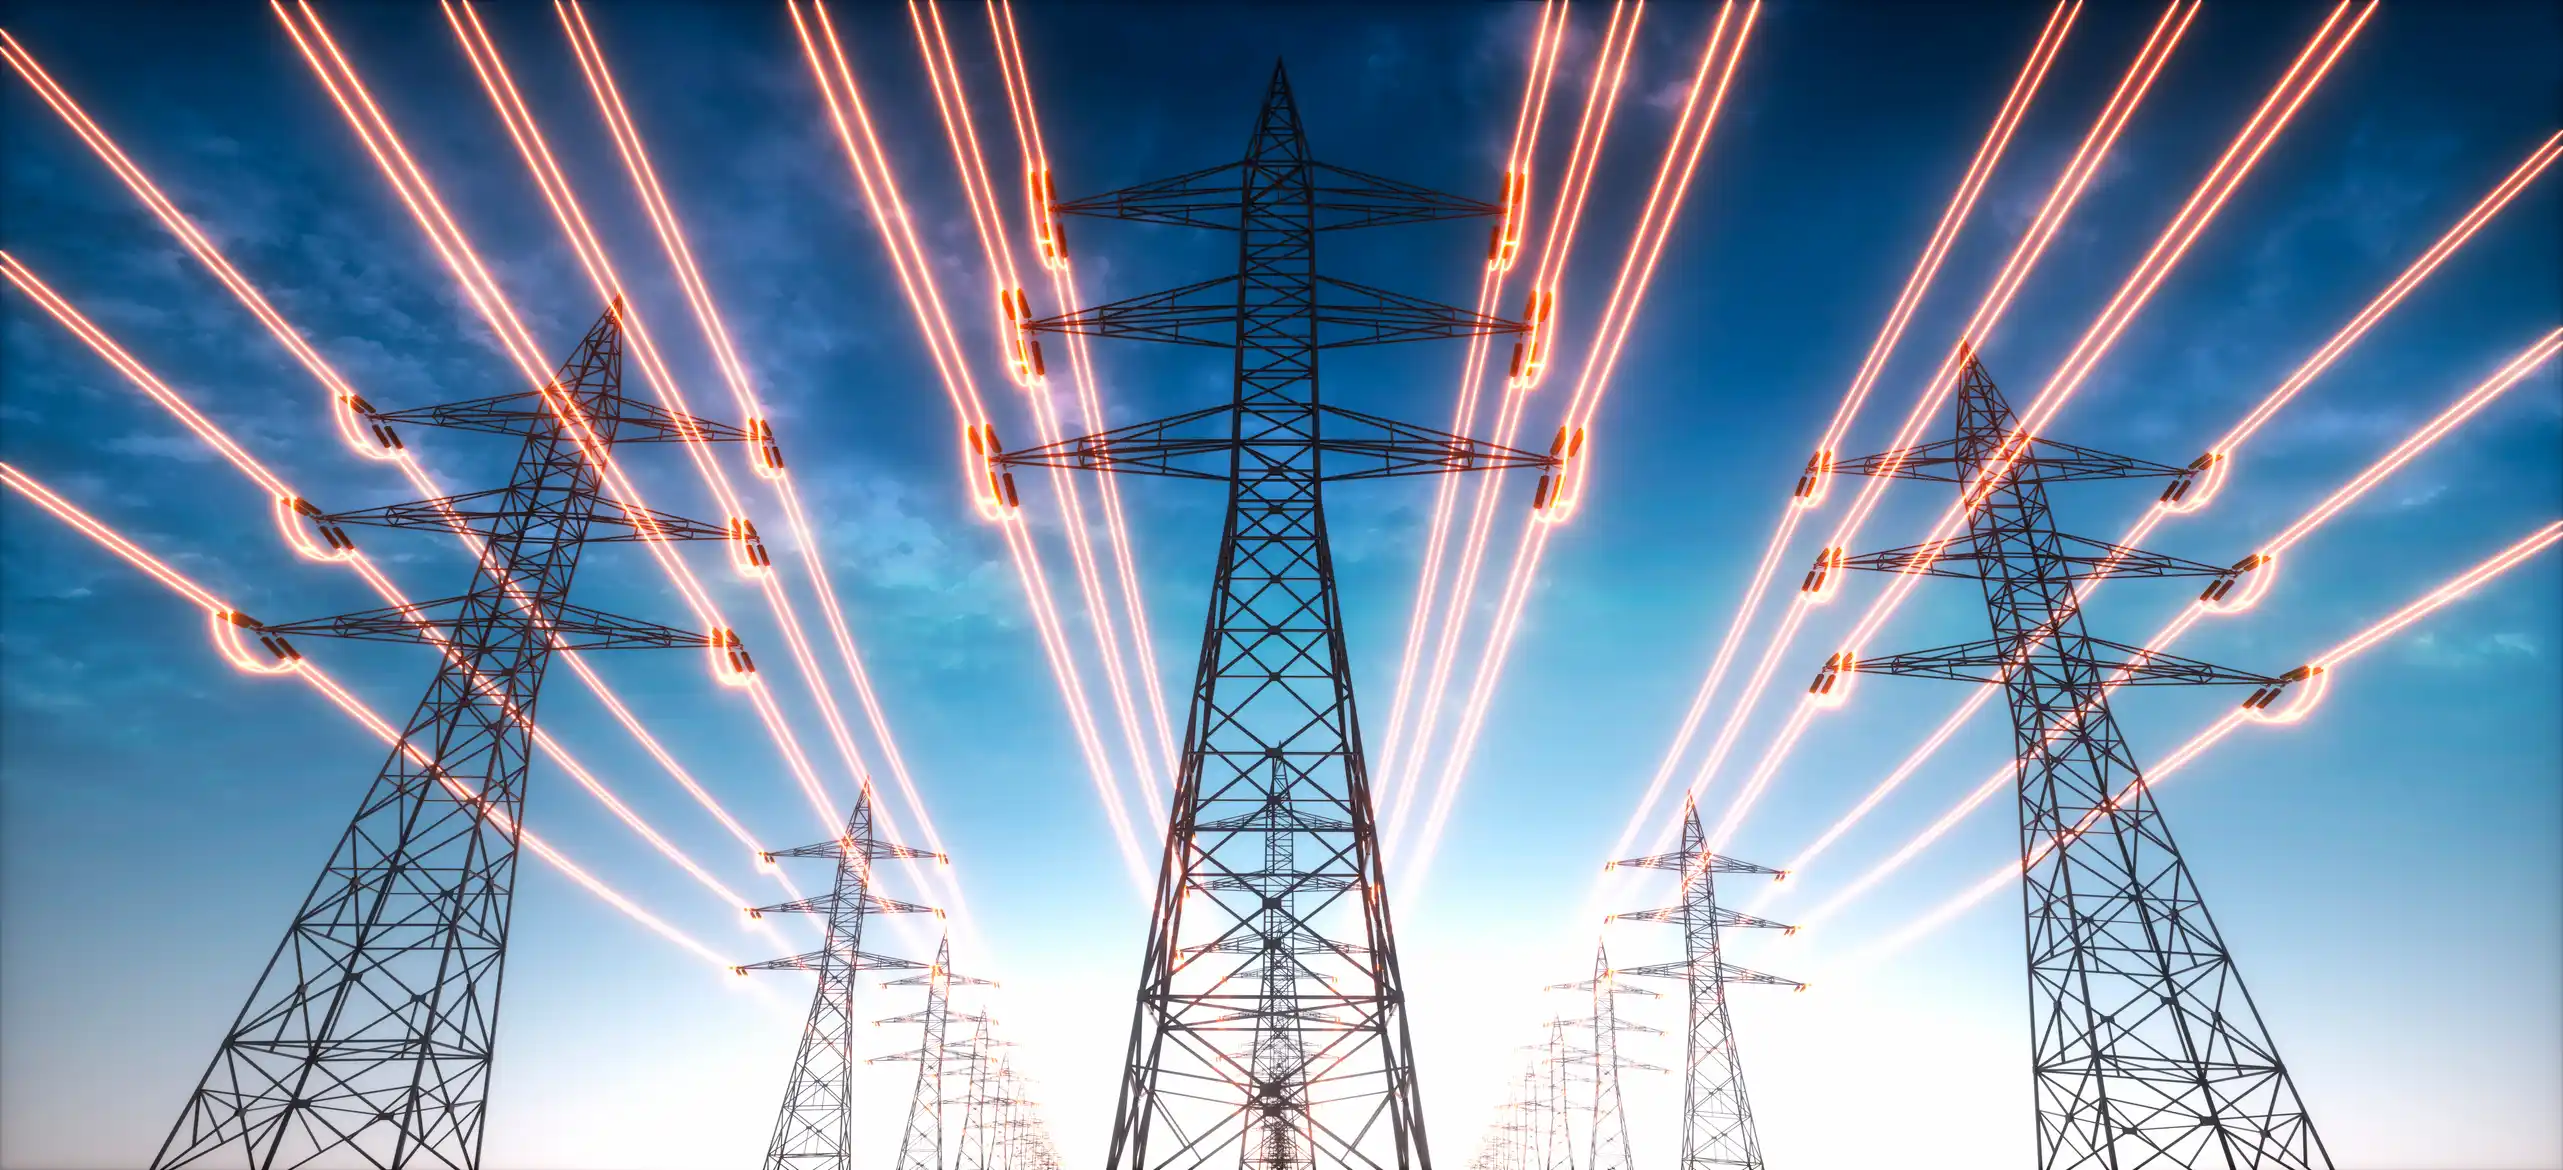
[1397,2,1760,895]
[1740,145,2560,894]
[902,0,1166,811]
[1694,1,2369,859]
[1598,2,2078,880]
[985,0,1180,777]
[1376,0,1569,803]
[0,32,795,870]
[272,4,888,855]
[0,462,741,973]
[1628,2,2197,869]
[1381,0,1647,855]
[1773,330,2559,926]
[1830,518,2561,972]
[792,0,1154,892]
[1,256,801,923]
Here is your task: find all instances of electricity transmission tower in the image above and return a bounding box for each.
[877,935,993,1170]
[1818,349,2329,1168]
[993,61,1553,1170]
[1545,944,1663,1170]
[155,302,762,1169]
[1607,798,1802,1170]
[952,1018,1011,1170]
[735,784,942,1170]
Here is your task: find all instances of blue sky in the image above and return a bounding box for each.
[2,2,2557,1168]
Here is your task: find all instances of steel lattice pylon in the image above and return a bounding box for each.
[877,935,992,1170]
[1825,349,2329,1168]
[994,62,1550,1170]
[735,784,940,1170]
[156,304,750,1168]
[1544,944,1662,1170]
[1608,799,1801,1170]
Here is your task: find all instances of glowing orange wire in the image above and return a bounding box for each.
[1844,519,2560,967]
[1382,0,1646,853]
[0,461,740,970]
[1401,4,1761,893]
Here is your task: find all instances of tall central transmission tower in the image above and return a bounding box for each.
[1544,944,1662,1170]
[735,784,941,1170]
[995,62,1553,1170]
[1820,350,2329,1168]
[1608,798,1802,1170]
[155,303,758,1170]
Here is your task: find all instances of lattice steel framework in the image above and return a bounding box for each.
[1543,945,1662,1170]
[1608,799,1800,1170]
[735,785,939,1170]
[878,935,993,1170]
[156,304,751,1168]
[994,62,1550,1170]
[1824,350,2329,1168]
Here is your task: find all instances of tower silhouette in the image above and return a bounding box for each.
[735,784,941,1170]
[155,303,757,1169]
[1544,944,1662,1170]
[1608,799,1801,1170]
[1820,350,2328,1167]
[878,935,992,1170]
[995,62,1553,1170]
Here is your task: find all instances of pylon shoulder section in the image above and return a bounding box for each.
[993,401,1554,483]
[1840,632,2283,687]
[256,595,719,653]
[1838,529,2238,583]
[1022,272,1523,349]
[367,385,747,445]
[749,890,938,919]
[1831,433,2192,483]
[735,949,926,977]
[1612,904,1797,934]
[1054,159,1501,232]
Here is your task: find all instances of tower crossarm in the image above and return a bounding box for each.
[256,596,720,652]
[1604,850,1783,878]
[1838,529,2236,582]
[992,402,1554,482]
[1023,273,1523,350]
[732,949,923,977]
[748,891,939,919]
[1616,959,1804,992]
[1611,904,1796,934]
[1056,159,1499,232]
[1831,434,2192,483]
[367,386,747,444]
[318,486,729,544]
[761,827,942,864]
[1839,634,2283,687]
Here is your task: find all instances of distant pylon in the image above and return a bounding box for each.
[1545,944,1663,1170]
[994,60,1554,1170]
[953,1018,1012,1170]
[154,303,757,1169]
[1609,798,1802,1170]
[734,784,943,1170]
[1820,349,2330,1167]
[877,935,993,1170]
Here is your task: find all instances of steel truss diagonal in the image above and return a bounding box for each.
[1012,62,1552,1170]
[1609,800,1799,1170]
[154,303,733,1169]
[1828,351,2332,1168]
[737,786,939,1170]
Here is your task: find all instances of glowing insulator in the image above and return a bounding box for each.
[2197,551,2277,613]
[744,906,765,920]
[1530,425,1586,524]
[730,965,749,977]
[210,608,300,675]
[964,423,1021,521]
[274,495,357,561]
[1508,288,1556,390]
[1486,168,1528,273]
[2241,663,2327,724]
[728,516,772,576]
[1806,650,1857,708]
[745,417,786,479]
[1028,166,1068,270]
[712,627,756,686]
[336,392,403,457]
[1001,287,1046,387]
[1801,546,1848,599]
[1793,448,1835,508]
[2157,449,2225,513]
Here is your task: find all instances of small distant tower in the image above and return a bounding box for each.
[1544,943,1664,1170]
[877,935,993,1170]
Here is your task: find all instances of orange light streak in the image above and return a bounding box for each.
[1382,0,1646,852]
[0,462,740,971]
[906,0,1164,811]
[0,30,785,855]
[1654,2,2198,855]
[1842,519,2561,968]
[988,0,1182,778]
[792,0,1153,891]
[1754,146,2558,889]
[1595,5,2076,878]
[1376,0,1568,804]
[1400,3,1760,894]
[1775,336,2554,921]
